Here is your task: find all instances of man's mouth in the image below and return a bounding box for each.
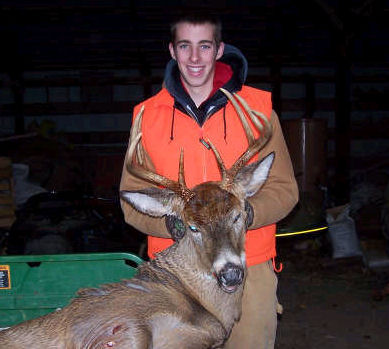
[187,66,204,76]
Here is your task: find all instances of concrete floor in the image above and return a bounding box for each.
[275,238,389,349]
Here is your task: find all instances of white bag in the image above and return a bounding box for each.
[326,204,362,259]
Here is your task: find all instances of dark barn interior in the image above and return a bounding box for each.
[0,1,389,347]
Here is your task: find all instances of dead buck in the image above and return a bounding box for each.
[0,89,274,349]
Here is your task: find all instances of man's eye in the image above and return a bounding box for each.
[200,45,211,50]
[178,44,188,49]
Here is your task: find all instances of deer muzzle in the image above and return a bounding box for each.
[216,262,244,293]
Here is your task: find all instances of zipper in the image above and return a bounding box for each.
[199,138,211,149]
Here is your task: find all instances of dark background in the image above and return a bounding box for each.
[0,0,388,253]
[1,3,389,346]
[1,0,388,199]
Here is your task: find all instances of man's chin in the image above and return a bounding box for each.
[182,76,213,90]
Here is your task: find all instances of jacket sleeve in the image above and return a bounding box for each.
[247,110,299,228]
[119,130,171,239]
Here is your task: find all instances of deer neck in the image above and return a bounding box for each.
[153,239,244,332]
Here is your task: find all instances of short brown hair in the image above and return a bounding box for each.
[170,13,222,48]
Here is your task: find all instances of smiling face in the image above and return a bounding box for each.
[169,22,224,101]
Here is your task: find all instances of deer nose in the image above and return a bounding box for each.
[217,263,244,293]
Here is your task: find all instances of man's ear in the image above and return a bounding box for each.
[216,42,225,60]
[169,42,176,60]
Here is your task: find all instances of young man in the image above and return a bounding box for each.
[120,14,298,348]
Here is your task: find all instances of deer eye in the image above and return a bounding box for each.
[233,213,241,224]
[189,225,198,232]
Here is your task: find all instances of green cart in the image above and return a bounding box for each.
[0,252,143,328]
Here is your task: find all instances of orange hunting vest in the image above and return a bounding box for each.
[135,85,276,267]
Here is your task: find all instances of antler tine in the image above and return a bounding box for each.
[178,149,186,187]
[220,88,255,145]
[251,109,272,151]
[234,93,271,139]
[127,132,142,164]
[126,107,194,202]
[219,89,273,181]
[130,105,145,165]
[126,134,178,190]
[207,140,229,183]
[233,93,272,158]
[177,149,196,202]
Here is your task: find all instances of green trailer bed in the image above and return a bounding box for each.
[0,252,143,328]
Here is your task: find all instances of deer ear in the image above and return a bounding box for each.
[120,188,179,217]
[234,152,275,198]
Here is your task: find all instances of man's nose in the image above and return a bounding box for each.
[190,48,199,62]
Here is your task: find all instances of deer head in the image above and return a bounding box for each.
[120,89,274,293]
